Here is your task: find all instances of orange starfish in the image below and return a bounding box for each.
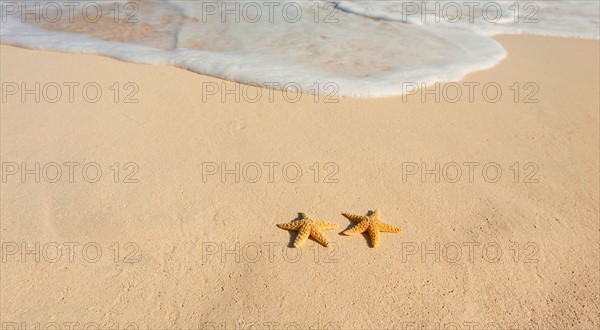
[277,213,338,248]
[342,209,401,247]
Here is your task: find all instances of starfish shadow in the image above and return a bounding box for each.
[338,210,376,247]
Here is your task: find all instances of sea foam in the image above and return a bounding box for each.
[1,0,598,97]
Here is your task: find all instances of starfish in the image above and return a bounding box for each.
[277,213,338,248]
[342,209,401,247]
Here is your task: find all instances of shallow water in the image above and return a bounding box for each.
[1,0,598,96]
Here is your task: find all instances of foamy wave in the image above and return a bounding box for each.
[1,0,598,97]
[336,1,600,39]
[334,1,424,24]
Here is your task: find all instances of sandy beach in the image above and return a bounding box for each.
[1,34,599,329]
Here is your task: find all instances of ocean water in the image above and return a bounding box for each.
[1,0,598,97]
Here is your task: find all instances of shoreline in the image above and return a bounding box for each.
[0,34,595,99]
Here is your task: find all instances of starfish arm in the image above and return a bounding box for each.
[293,224,311,247]
[277,221,303,231]
[379,222,402,233]
[342,212,367,222]
[343,220,369,236]
[367,226,380,248]
[372,209,381,218]
[316,220,339,230]
[310,228,331,247]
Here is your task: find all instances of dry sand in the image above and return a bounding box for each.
[1,35,599,329]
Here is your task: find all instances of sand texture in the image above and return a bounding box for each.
[1,35,599,329]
